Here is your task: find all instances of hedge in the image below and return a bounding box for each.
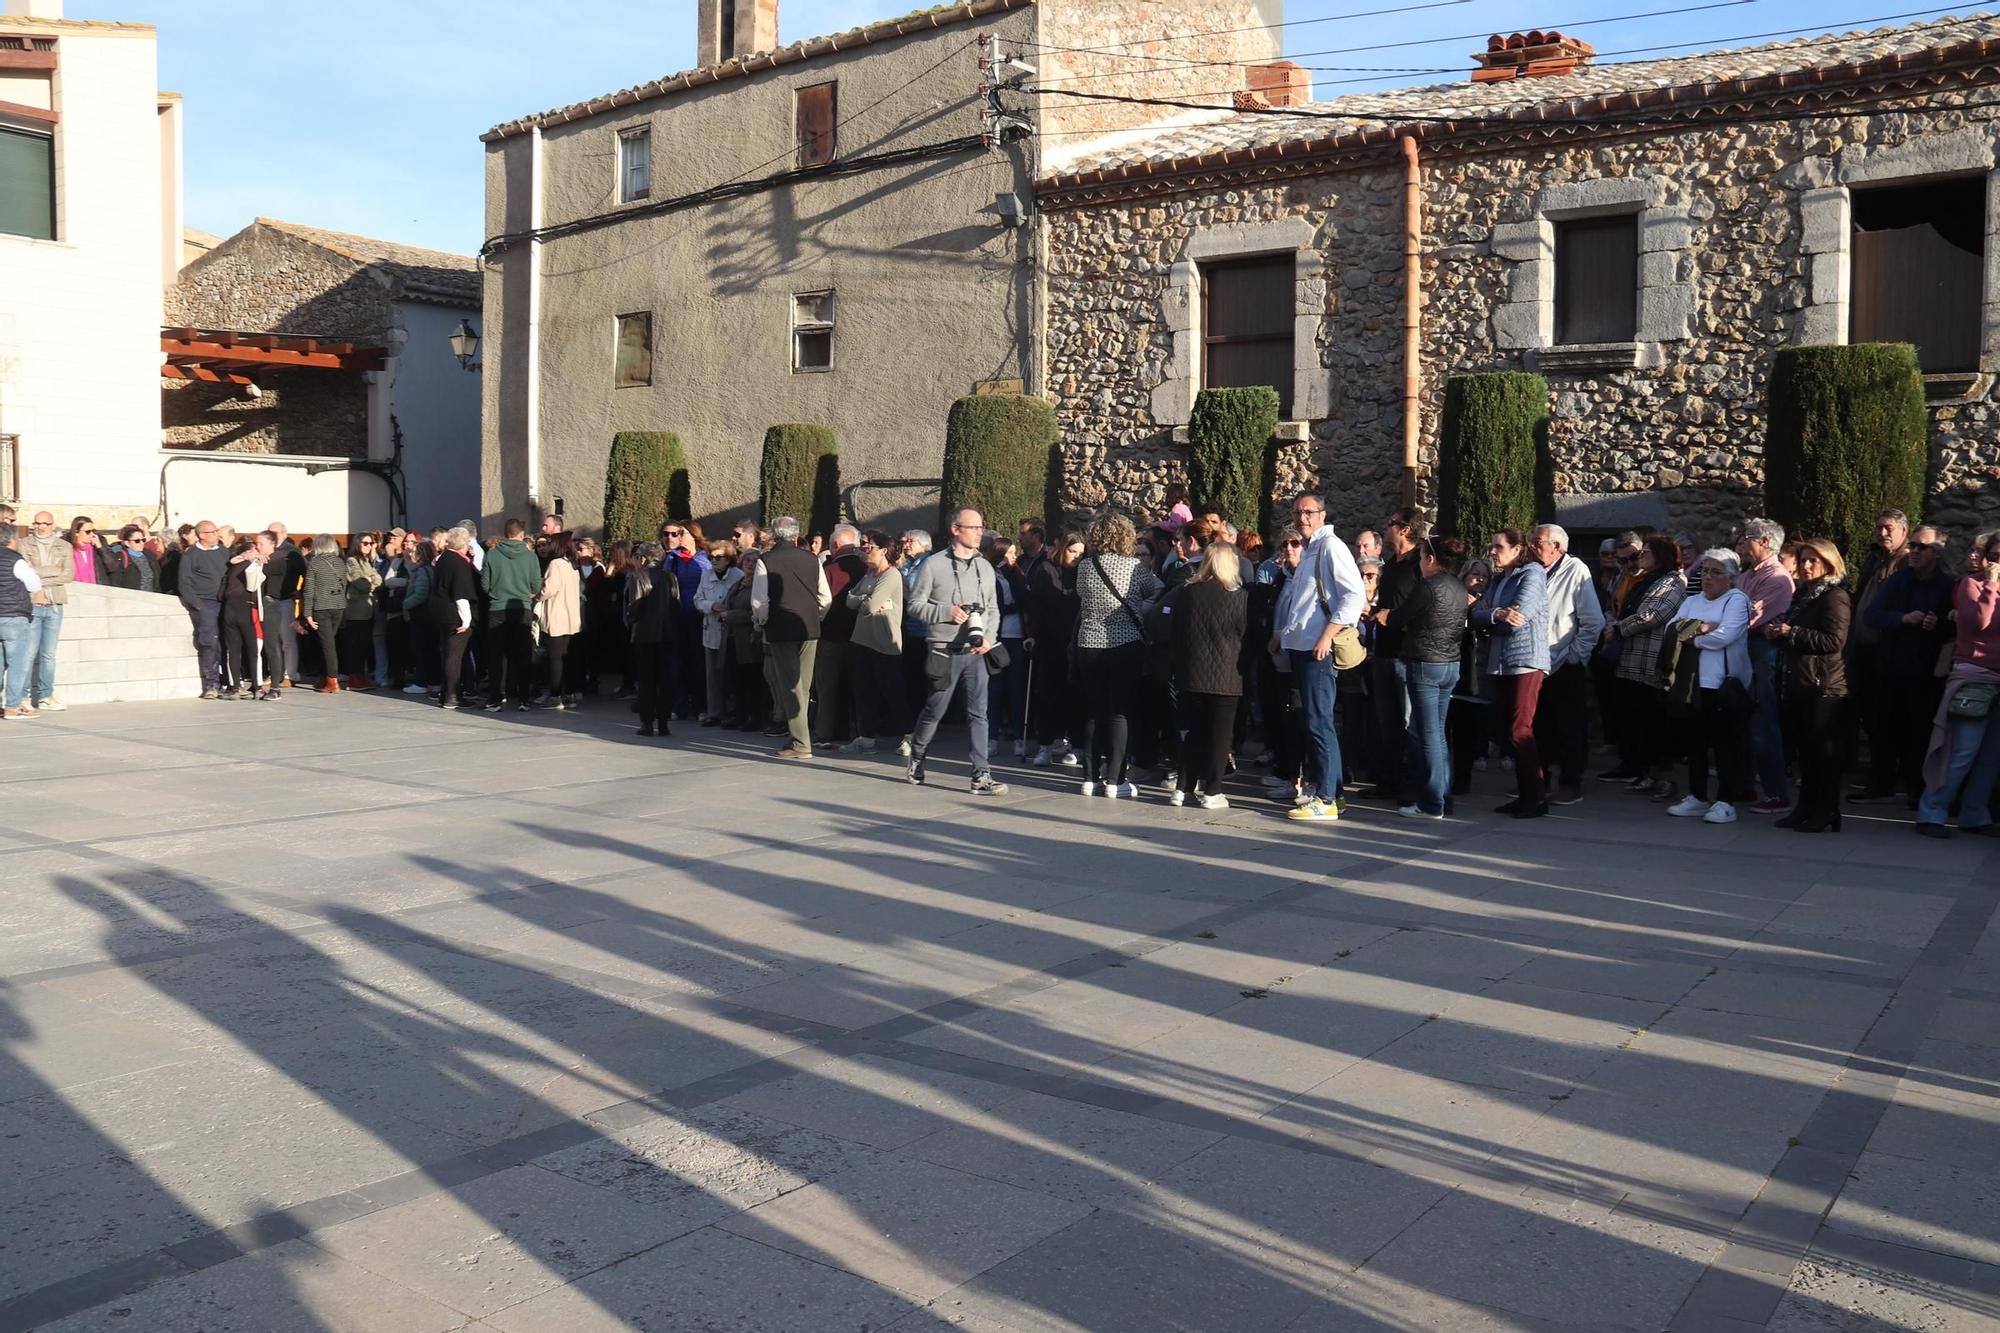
[602,430,689,544]
[1765,344,1928,567]
[1435,372,1549,544]
[760,423,840,535]
[1188,386,1280,537]
[939,394,1060,534]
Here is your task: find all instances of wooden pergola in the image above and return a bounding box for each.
[160,328,387,387]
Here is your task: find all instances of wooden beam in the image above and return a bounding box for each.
[162,339,380,372]
[0,98,56,125]
[0,51,58,71]
[162,364,256,387]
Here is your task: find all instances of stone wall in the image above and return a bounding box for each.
[1042,93,2000,545]
[161,376,369,458]
[165,226,393,340]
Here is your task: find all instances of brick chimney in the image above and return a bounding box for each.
[1236,61,1313,110]
[1470,31,1595,82]
[699,0,778,67]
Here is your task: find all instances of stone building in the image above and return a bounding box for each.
[164,218,482,529]
[1036,14,2000,543]
[480,0,1288,534]
[0,0,182,523]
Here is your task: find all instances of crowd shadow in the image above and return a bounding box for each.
[3,763,1994,1330]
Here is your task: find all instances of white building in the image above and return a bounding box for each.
[0,0,178,522]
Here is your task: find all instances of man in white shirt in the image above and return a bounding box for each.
[1269,492,1366,822]
[1529,524,1606,805]
[0,521,46,719]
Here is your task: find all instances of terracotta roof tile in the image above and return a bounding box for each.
[1048,11,2000,178]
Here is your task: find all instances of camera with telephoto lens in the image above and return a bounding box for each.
[959,603,987,648]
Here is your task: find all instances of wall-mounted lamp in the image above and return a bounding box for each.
[448,318,482,371]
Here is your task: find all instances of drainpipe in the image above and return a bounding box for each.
[1400,134,1422,509]
[525,124,544,510]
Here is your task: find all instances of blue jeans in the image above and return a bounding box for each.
[1917,713,2000,829]
[1289,648,1344,802]
[26,602,61,701]
[1749,639,1789,803]
[0,616,31,708]
[1402,658,1460,814]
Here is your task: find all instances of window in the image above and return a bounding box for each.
[614,312,652,387]
[1851,176,1983,373]
[1200,256,1294,417]
[0,433,17,504]
[796,82,836,168]
[0,126,56,241]
[618,127,651,203]
[791,291,834,372]
[1554,216,1637,345]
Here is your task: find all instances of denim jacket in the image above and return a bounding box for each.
[1471,560,1550,676]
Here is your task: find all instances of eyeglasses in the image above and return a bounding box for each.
[954,523,985,532]
[1294,508,1323,518]
[1909,541,1942,552]
[1283,539,1303,548]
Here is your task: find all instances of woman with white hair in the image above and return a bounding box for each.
[1664,548,1754,824]
[1168,539,1248,808]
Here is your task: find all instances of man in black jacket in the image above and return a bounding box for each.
[429,527,481,709]
[176,520,229,699]
[751,517,830,758]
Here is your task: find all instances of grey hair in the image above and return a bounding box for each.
[830,522,859,547]
[1741,517,1785,550]
[445,526,472,551]
[1222,521,1239,543]
[1912,523,1947,545]
[1974,528,2000,552]
[1699,548,1741,581]
[1532,523,1569,552]
[312,533,339,556]
[456,517,479,536]
[901,528,932,555]
[1877,508,1909,525]
[772,516,801,543]
[0,522,15,547]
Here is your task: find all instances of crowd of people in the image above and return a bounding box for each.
[2,493,1996,839]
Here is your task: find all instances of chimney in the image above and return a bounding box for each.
[1236,61,1313,110]
[698,0,778,67]
[2,0,66,17]
[1470,31,1595,82]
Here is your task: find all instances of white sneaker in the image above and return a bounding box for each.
[1196,793,1229,810]
[1079,780,1102,796]
[1167,790,1185,807]
[1292,790,1316,807]
[1702,801,1738,825]
[1666,795,1714,818]
[402,683,427,695]
[1112,782,1138,799]
[1012,738,1026,757]
[1159,771,1178,790]
[1031,746,1052,767]
[897,736,912,757]
[32,697,65,712]
[1056,748,1080,768]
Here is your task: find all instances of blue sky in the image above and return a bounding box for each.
[118,0,1963,255]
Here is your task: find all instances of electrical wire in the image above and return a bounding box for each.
[481,135,992,257]
[1027,5,1980,100]
[1022,0,1768,80]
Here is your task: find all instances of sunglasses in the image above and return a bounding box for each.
[1909,541,1942,552]
[1283,539,1303,548]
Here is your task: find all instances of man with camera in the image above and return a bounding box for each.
[906,507,1009,795]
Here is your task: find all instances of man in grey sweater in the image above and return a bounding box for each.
[906,507,1007,795]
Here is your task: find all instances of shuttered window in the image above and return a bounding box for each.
[1851,176,1983,374]
[0,126,56,241]
[614,312,653,388]
[796,83,837,168]
[1200,255,1294,418]
[1554,216,1638,345]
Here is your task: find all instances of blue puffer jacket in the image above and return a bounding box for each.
[1472,560,1550,676]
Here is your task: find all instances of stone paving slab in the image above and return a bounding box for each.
[2,694,1997,1331]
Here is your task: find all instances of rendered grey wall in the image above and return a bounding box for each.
[393,300,482,527]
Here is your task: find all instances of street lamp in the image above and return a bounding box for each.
[448,318,481,371]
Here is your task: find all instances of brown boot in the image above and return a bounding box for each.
[317,676,340,693]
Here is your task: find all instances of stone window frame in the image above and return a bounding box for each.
[1797,125,2000,388]
[1492,176,1696,372]
[1153,217,1329,430]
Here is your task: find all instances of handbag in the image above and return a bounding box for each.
[1948,682,1996,719]
[1091,555,1167,646]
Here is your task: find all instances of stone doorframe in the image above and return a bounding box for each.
[1151,216,1331,428]
[1491,175,1699,371]
[1795,124,2000,373]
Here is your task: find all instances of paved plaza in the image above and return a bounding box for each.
[1,694,1996,1331]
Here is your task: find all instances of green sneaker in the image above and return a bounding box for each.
[1286,798,1339,822]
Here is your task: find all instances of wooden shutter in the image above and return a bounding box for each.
[1201,256,1296,418]
[1554,216,1638,345]
[0,126,56,241]
[796,83,837,168]
[1851,179,1984,373]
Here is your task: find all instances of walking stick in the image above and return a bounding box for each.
[1022,657,1034,750]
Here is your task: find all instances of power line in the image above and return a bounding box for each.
[1024,0,1776,86]
[1028,4,1979,100]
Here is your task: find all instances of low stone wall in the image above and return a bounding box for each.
[54,584,201,705]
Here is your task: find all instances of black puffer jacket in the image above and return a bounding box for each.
[1783,577,1850,698]
[1170,578,1249,697]
[1387,572,1469,664]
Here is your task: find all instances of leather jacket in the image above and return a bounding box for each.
[1782,577,1850,698]
[1388,571,1470,664]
